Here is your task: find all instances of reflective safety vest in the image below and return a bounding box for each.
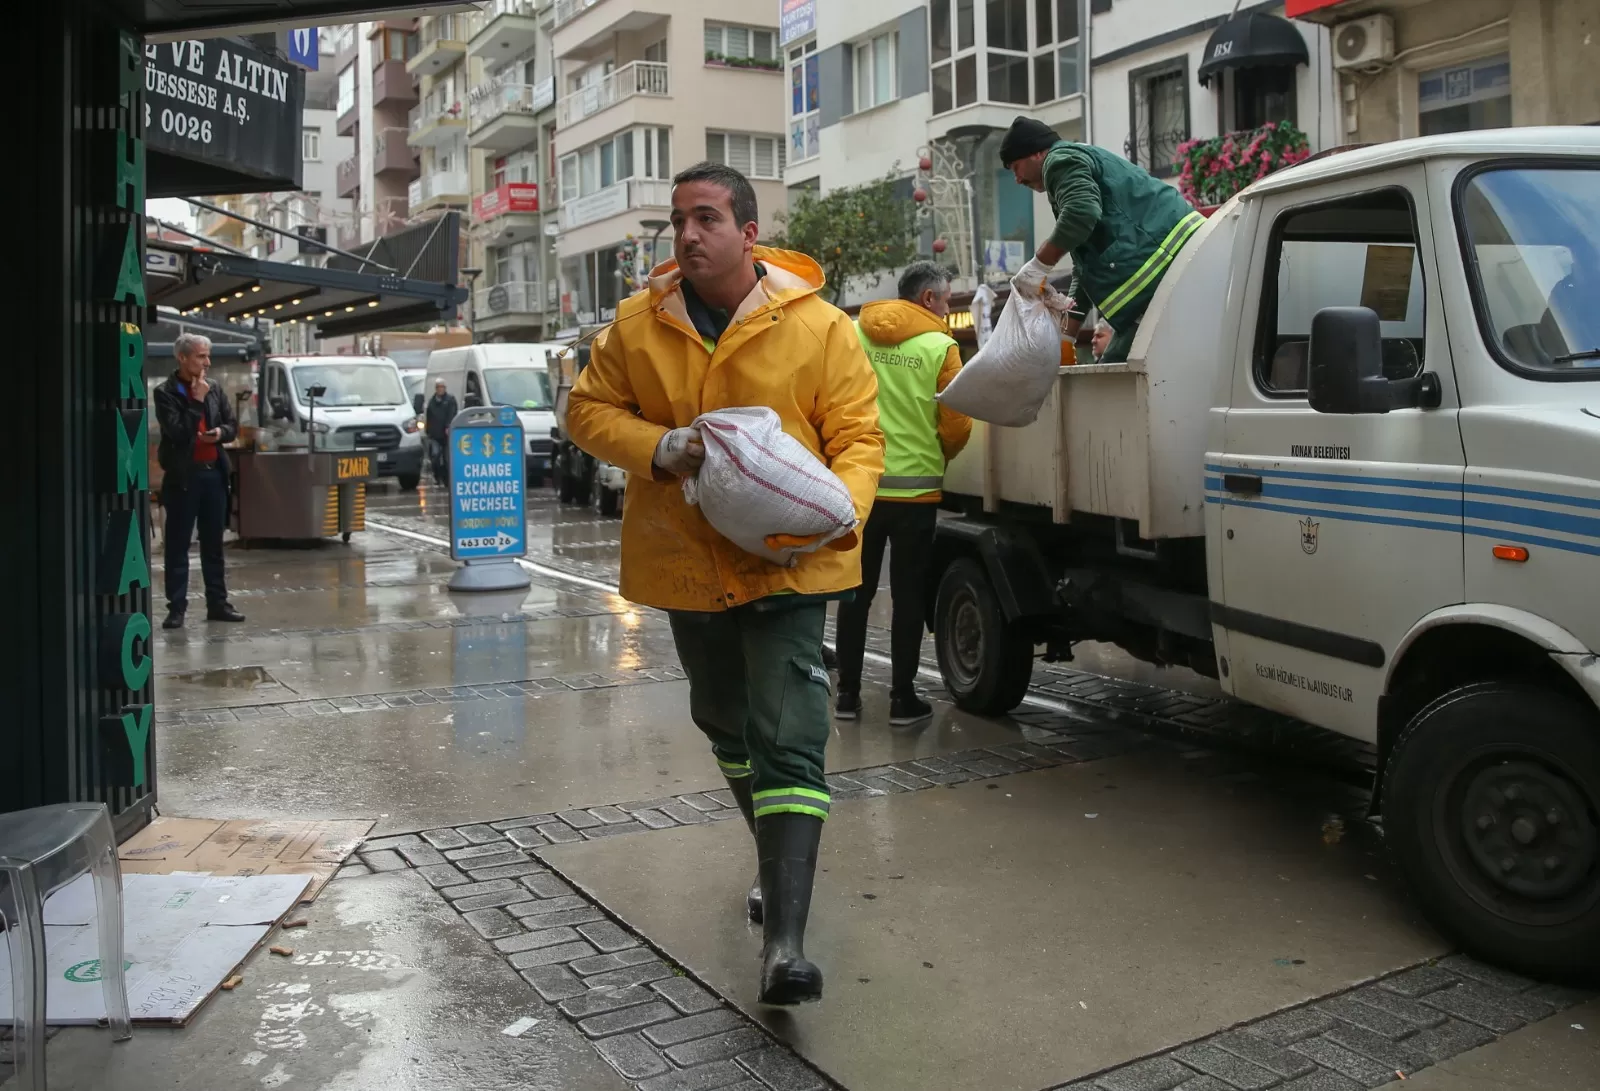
[855,325,955,499]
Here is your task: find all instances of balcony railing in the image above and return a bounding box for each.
[413,170,470,206]
[409,92,465,137]
[419,14,467,50]
[336,153,360,197]
[556,61,668,129]
[554,0,603,28]
[559,177,670,231]
[374,126,416,174]
[467,0,543,36]
[476,280,546,318]
[469,78,556,131]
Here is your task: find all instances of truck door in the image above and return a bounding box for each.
[1215,172,1465,740]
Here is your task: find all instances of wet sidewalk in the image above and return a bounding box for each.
[20,480,1595,1091]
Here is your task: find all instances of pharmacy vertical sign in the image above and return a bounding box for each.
[447,406,530,591]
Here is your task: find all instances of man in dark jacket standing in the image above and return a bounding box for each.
[153,333,244,629]
[423,377,457,486]
[1001,116,1204,363]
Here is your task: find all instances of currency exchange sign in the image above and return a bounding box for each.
[449,406,527,561]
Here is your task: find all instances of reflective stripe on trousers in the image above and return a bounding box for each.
[1099,211,1205,320]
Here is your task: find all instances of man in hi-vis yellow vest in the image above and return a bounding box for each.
[835,262,972,724]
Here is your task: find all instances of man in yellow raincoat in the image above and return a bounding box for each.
[566,162,884,1005]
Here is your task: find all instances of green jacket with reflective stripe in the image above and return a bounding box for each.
[855,323,955,499]
[1043,141,1204,325]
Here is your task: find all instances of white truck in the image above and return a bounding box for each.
[427,344,562,487]
[257,354,424,489]
[930,128,1600,978]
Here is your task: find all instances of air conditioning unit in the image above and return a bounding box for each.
[1332,14,1394,70]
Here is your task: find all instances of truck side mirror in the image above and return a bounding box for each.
[464,392,482,408]
[413,393,425,414]
[1307,307,1391,415]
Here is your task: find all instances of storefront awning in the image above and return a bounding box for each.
[1197,11,1311,86]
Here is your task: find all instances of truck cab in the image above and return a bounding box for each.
[257,354,423,490]
[932,128,1600,977]
[427,344,561,486]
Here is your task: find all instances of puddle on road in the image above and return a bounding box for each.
[160,665,293,693]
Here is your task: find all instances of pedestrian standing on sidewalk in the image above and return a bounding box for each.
[835,262,972,725]
[424,377,457,486]
[153,333,244,629]
[566,162,883,1006]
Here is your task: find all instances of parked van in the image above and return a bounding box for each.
[427,343,563,485]
[257,354,424,490]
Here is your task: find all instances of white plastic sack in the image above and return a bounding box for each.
[936,276,1062,426]
[683,407,857,567]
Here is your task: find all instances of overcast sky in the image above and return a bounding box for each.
[147,198,194,229]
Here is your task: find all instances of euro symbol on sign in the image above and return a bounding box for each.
[457,434,472,456]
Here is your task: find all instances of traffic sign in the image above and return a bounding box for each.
[288,27,319,71]
[448,406,527,562]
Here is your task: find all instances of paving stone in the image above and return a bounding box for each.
[510,894,592,919]
[1378,964,1458,998]
[469,859,545,882]
[1170,1043,1281,1090]
[394,842,447,868]
[1173,1079,1234,1091]
[504,826,547,849]
[1343,985,1447,1030]
[1485,988,1559,1024]
[457,850,525,872]
[677,793,725,813]
[440,877,519,901]
[734,1047,826,1091]
[537,822,585,844]
[588,805,635,825]
[446,842,521,862]
[494,926,581,954]
[520,964,588,1001]
[1211,1031,1318,1079]
[1435,953,1537,994]
[593,1031,672,1081]
[1247,1008,1339,1046]
[659,802,712,825]
[556,808,605,829]
[1403,1017,1496,1063]
[462,908,522,940]
[521,873,576,899]
[1093,1056,1193,1091]
[642,1008,746,1048]
[360,849,406,873]
[571,947,659,976]
[1417,982,1527,1033]
[452,888,538,913]
[579,1001,679,1039]
[415,863,472,888]
[360,834,421,853]
[586,961,676,990]
[665,1028,771,1067]
[506,940,597,969]
[631,808,679,830]
[637,1060,749,1091]
[558,985,657,1020]
[583,821,648,839]
[1524,982,1596,1008]
[576,920,641,953]
[1276,1073,1362,1091]
[491,814,554,831]
[334,864,370,880]
[504,905,606,929]
[1317,995,1416,1039]
[1321,1021,1430,1073]
[706,809,743,822]
[452,823,500,844]
[706,790,737,808]
[1289,1036,1396,1086]
[651,975,721,1015]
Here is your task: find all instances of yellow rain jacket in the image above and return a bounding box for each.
[566,246,885,612]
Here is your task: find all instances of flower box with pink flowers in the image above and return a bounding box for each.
[1174,122,1311,209]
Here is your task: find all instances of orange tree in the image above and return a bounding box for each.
[770,173,918,304]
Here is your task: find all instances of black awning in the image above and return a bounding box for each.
[1197,12,1311,86]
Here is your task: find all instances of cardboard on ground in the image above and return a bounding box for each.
[118,817,373,902]
[0,872,311,1025]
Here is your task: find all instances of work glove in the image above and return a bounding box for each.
[653,426,704,477]
[1013,256,1054,295]
[1040,287,1076,319]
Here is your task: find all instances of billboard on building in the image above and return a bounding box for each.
[780,0,816,45]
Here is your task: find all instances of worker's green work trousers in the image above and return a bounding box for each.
[667,601,832,821]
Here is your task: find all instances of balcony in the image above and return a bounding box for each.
[475,280,550,331]
[468,0,544,61]
[554,1,667,61]
[556,61,668,130]
[407,13,468,75]
[336,92,358,136]
[409,170,471,215]
[553,0,603,28]
[408,91,467,147]
[336,153,360,198]
[373,127,418,177]
[469,78,554,152]
[372,58,417,109]
[559,177,670,232]
[474,182,542,245]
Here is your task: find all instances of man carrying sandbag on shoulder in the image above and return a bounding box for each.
[566,161,884,1006]
[1001,116,1204,363]
[835,261,971,726]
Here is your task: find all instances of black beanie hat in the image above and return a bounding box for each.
[999,116,1060,166]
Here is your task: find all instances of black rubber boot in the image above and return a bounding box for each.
[756,812,824,1005]
[723,776,763,923]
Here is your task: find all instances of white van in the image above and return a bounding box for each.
[258,355,424,490]
[427,343,562,486]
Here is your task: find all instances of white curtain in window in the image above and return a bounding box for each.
[726,26,750,58]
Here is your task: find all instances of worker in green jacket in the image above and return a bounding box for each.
[1000,116,1205,363]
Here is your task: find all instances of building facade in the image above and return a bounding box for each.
[332,18,423,249]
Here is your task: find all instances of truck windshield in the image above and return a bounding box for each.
[485,368,552,409]
[1460,165,1600,377]
[289,363,407,406]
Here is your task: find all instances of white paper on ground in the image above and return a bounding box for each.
[0,872,311,1025]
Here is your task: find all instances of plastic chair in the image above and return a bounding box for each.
[1,803,132,1090]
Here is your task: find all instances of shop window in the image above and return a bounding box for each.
[1127,57,1189,178]
[1418,53,1511,136]
[788,41,820,164]
[853,32,898,112]
[706,132,786,180]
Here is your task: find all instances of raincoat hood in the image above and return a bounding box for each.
[858,298,950,344]
[647,246,826,318]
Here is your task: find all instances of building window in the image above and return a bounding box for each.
[705,22,777,64]
[931,0,1080,115]
[1127,58,1189,178]
[336,64,356,116]
[492,151,538,188]
[930,0,978,114]
[558,128,667,203]
[303,127,321,163]
[644,39,667,64]
[788,41,820,163]
[706,132,786,179]
[853,32,898,112]
[1418,53,1511,136]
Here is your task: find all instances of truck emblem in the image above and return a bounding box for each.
[359,431,376,440]
[1300,516,1320,555]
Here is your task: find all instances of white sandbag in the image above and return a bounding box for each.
[683,407,857,567]
[935,276,1061,426]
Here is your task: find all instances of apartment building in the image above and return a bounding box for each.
[550,0,789,334]
[331,18,422,248]
[406,12,474,229]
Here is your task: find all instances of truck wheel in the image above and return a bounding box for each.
[1382,682,1600,980]
[934,558,1034,715]
[397,472,420,491]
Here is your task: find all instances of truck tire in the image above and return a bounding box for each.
[397,472,420,491]
[1382,682,1600,980]
[934,558,1034,715]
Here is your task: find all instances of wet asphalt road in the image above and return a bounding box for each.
[26,477,1596,1091]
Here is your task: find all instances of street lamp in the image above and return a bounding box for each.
[461,266,483,333]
